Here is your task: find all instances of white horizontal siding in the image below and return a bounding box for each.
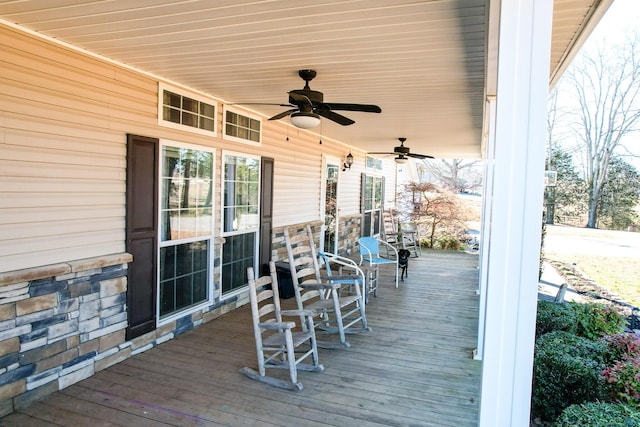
[1,28,138,272]
[0,24,397,273]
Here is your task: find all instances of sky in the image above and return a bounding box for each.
[590,0,639,43]
[596,0,640,166]
[554,0,640,171]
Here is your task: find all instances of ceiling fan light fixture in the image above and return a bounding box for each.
[395,156,409,164]
[290,111,320,129]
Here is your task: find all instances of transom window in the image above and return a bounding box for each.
[158,83,216,135]
[223,107,261,145]
[366,156,383,171]
[159,144,214,320]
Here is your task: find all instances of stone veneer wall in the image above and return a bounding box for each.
[271,216,362,262]
[0,251,244,417]
[272,221,322,263]
[337,214,363,256]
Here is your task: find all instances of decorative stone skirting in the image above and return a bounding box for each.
[271,216,362,261]
[272,221,323,263]
[0,251,249,417]
[0,253,133,416]
[338,214,363,256]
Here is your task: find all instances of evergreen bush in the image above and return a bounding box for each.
[535,301,625,340]
[532,331,608,421]
[536,300,577,337]
[573,302,626,340]
[436,236,461,250]
[554,402,640,426]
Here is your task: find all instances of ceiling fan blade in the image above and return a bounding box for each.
[323,103,381,113]
[316,110,355,126]
[268,109,298,121]
[230,103,294,107]
[367,152,396,155]
[408,153,435,159]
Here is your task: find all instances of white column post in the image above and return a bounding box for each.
[478,0,553,425]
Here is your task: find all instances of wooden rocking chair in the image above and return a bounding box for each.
[240,261,324,391]
[283,225,370,349]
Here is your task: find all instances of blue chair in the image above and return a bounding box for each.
[357,237,399,288]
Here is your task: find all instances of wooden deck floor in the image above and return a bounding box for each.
[1,250,481,427]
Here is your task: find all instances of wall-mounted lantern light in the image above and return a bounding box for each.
[343,152,354,171]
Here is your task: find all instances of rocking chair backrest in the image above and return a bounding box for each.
[283,224,370,348]
[246,264,285,346]
[284,225,327,304]
[242,261,324,390]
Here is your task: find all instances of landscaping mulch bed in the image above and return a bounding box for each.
[546,259,638,322]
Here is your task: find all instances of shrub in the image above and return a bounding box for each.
[554,402,640,426]
[602,333,640,364]
[536,300,577,338]
[602,358,640,406]
[532,331,608,421]
[436,236,461,250]
[601,333,640,407]
[535,301,624,340]
[572,302,626,340]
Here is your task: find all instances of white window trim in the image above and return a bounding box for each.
[320,155,341,253]
[222,105,262,146]
[158,82,218,137]
[365,155,383,171]
[219,150,262,301]
[156,139,216,326]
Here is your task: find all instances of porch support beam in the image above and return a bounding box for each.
[478,0,553,425]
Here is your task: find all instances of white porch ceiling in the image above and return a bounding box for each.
[0,0,607,158]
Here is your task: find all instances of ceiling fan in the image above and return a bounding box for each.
[369,138,435,163]
[245,69,381,129]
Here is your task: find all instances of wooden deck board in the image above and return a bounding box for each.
[16,399,117,427]
[1,249,481,426]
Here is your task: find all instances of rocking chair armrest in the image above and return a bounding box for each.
[258,321,296,330]
[326,274,360,281]
[280,309,315,317]
[299,282,340,291]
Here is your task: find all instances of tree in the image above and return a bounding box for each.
[559,31,640,228]
[544,147,588,224]
[418,159,483,193]
[399,182,472,248]
[545,88,587,224]
[597,158,640,230]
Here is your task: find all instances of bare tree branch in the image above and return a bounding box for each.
[558,29,640,227]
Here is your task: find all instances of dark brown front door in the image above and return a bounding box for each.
[125,134,158,340]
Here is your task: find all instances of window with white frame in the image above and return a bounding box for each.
[159,144,214,320]
[159,83,216,135]
[223,107,261,145]
[221,152,260,295]
[361,174,384,237]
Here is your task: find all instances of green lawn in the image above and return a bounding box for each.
[544,225,640,308]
